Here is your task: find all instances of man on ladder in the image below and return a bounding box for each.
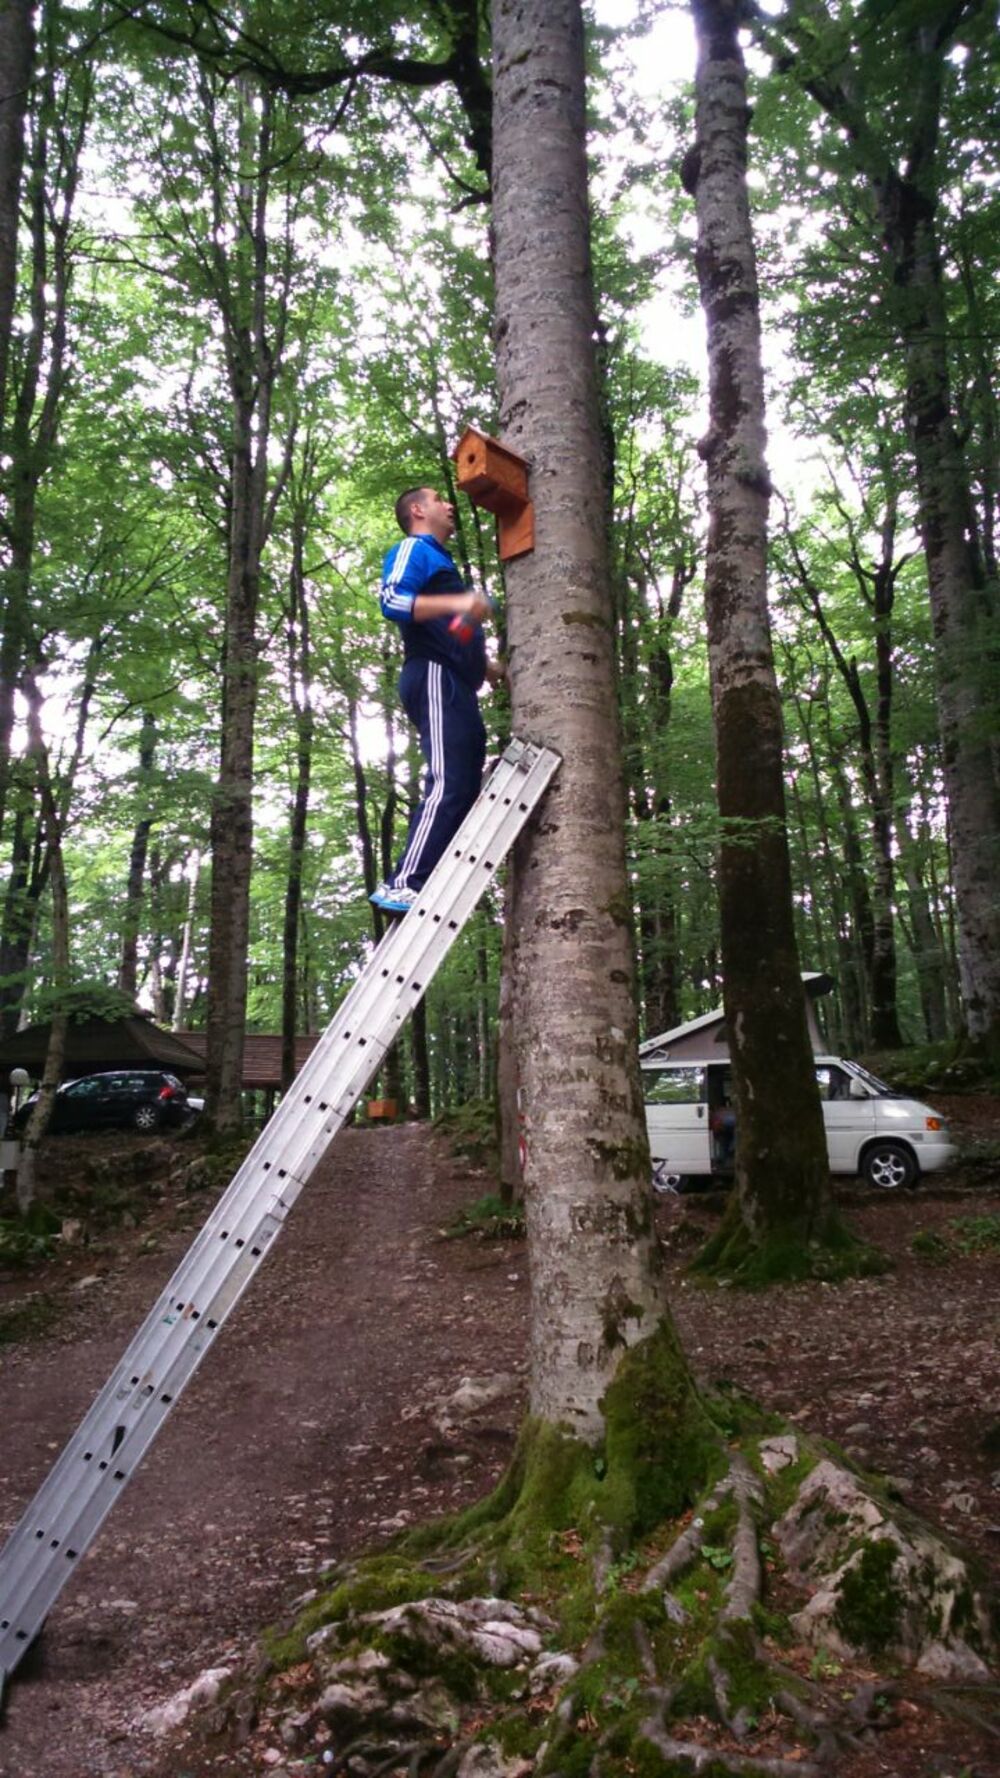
[371,486,505,915]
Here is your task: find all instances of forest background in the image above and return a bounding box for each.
[1,0,998,1135]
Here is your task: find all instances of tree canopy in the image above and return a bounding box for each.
[0,0,997,1113]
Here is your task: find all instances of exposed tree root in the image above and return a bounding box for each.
[691,1197,887,1288]
[644,1473,734,1600]
[639,1715,823,1777]
[720,1455,762,1623]
[917,1681,1000,1739]
[234,1365,993,1778]
[322,1739,426,1778]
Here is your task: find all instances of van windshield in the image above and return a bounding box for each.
[843,1060,900,1098]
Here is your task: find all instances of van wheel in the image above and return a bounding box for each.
[861,1140,917,1192]
[652,1162,687,1195]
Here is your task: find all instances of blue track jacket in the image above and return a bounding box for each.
[380,534,486,691]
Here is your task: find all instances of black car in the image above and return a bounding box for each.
[12,1070,193,1135]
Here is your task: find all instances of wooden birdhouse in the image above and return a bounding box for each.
[453,427,534,561]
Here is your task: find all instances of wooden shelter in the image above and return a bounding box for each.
[0,1016,206,1081]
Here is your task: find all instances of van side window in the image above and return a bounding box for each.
[643,1067,705,1105]
[816,1066,851,1101]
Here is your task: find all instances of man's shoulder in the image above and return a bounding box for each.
[383,533,450,575]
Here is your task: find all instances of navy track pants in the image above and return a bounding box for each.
[392,659,487,893]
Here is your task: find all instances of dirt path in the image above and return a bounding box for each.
[0,1127,528,1778]
[0,1116,997,1778]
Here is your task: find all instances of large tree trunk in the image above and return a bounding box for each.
[493,0,678,1439]
[688,0,852,1282]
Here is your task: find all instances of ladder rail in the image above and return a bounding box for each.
[0,738,559,1689]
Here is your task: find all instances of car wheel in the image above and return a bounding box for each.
[132,1104,160,1132]
[652,1162,687,1195]
[861,1140,917,1191]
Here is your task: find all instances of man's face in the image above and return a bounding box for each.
[413,488,455,542]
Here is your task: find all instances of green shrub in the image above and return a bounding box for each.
[433,1099,499,1174]
[444,1192,525,1241]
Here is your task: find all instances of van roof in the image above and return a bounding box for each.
[639,972,834,1063]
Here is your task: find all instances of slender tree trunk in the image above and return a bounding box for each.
[410,996,430,1119]
[636,569,689,1036]
[281,524,314,1092]
[145,845,169,1022]
[117,711,156,1000]
[782,520,904,1047]
[785,666,856,1035]
[204,82,290,1130]
[475,929,490,1100]
[205,397,261,1128]
[688,0,848,1280]
[893,206,1000,1051]
[897,795,950,1043]
[770,5,1000,1054]
[496,912,520,1204]
[0,0,34,430]
[0,793,41,1035]
[15,669,68,1213]
[0,22,82,837]
[494,0,675,1438]
[172,849,201,1031]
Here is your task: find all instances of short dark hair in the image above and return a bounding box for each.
[395,486,431,535]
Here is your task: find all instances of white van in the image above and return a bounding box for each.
[643,1054,957,1192]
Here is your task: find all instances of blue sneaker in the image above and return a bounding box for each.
[370,882,419,915]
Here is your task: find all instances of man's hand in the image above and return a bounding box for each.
[484,659,507,690]
[464,589,492,626]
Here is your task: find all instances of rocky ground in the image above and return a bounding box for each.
[0,1100,997,1778]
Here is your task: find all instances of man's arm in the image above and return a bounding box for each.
[381,538,491,627]
[412,589,491,625]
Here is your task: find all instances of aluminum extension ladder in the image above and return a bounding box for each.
[0,736,560,1698]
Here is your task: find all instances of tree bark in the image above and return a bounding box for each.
[897,787,951,1042]
[15,667,69,1214]
[203,79,292,1131]
[410,995,430,1119]
[0,18,83,838]
[689,0,841,1277]
[0,0,34,430]
[280,516,314,1094]
[172,849,201,1031]
[493,0,671,1438]
[0,790,43,1036]
[117,711,156,1000]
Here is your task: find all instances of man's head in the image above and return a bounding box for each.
[395,486,455,543]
